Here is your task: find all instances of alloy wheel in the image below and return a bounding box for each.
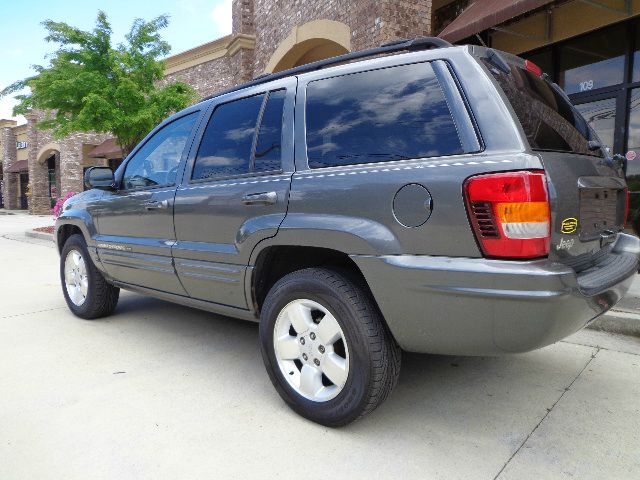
[273,299,350,402]
[64,249,88,306]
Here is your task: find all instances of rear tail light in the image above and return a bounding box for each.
[524,59,543,77]
[464,170,551,259]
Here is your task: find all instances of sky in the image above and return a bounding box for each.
[0,0,233,125]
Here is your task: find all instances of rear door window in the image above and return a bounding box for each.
[254,89,286,173]
[192,94,265,180]
[192,90,286,180]
[305,62,464,169]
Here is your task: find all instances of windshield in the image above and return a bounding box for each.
[482,58,604,158]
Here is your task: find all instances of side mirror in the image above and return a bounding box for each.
[85,166,115,190]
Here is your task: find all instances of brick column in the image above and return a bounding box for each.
[232,0,254,36]
[0,119,19,210]
[230,0,256,82]
[59,140,84,196]
[25,112,52,215]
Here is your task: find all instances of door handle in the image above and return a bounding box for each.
[144,199,169,210]
[241,191,278,205]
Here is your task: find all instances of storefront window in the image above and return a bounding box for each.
[558,25,626,94]
[633,23,640,83]
[627,89,640,177]
[574,98,616,150]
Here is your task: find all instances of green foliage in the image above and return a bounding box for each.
[0,11,196,154]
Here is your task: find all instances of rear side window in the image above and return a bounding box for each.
[483,58,602,157]
[305,62,464,169]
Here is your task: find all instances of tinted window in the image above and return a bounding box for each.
[305,62,463,169]
[193,94,265,180]
[123,112,198,190]
[484,59,602,157]
[254,90,285,172]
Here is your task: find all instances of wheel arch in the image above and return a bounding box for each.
[248,245,384,328]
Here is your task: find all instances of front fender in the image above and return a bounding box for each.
[54,210,103,271]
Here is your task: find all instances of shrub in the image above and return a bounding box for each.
[52,191,76,219]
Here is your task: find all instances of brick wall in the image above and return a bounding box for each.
[1,124,19,209]
[253,0,432,73]
[26,111,110,214]
[163,56,236,101]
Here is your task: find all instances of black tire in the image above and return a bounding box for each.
[259,267,401,427]
[60,234,119,319]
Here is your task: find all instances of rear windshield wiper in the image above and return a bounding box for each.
[588,140,603,152]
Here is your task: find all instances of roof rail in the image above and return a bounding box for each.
[203,36,453,101]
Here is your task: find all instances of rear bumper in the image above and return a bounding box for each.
[352,233,640,355]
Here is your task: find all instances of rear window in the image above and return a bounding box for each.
[483,58,603,157]
[305,62,464,169]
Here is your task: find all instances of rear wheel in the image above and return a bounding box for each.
[259,268,401,426]
[60,234,119,319]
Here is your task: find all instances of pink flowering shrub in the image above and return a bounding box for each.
[52,191,76,219]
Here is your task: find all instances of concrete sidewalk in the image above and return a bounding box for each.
[2,212,640,480]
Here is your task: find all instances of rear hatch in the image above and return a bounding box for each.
[477,49,628,272]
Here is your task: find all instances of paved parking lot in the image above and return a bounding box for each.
[1,211,639,480]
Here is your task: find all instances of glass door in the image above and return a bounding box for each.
[625,89,640,231]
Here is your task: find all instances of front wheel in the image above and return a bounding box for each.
[60,234,119,319]
[259,268,401,427]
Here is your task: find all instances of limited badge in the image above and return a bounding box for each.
[561,217,578,234]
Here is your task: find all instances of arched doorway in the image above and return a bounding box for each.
[264,20,351,74]
[36,143,61,209]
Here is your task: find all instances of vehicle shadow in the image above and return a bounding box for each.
[108,291,589,443]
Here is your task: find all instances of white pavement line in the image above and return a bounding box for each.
[0,234,55,248]
[0,306,66,321]
[562,339,640,358]
[493,348,600,480]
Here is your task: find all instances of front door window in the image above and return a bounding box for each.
[122,112,198,190]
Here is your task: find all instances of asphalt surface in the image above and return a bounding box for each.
[1,210,639,480]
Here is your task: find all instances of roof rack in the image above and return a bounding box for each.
[203,36,453,101]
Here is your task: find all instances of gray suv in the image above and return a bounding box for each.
[55,38,640,426]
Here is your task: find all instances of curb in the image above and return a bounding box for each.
[587,309,640,337]
[25,230,55,242]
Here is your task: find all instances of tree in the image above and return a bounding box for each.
[0,11,196,155]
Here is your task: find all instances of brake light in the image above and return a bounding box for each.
[464,171,551,259]
[525,59,543,77]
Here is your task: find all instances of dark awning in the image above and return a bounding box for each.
[88,138,123,159]
[6,160,28,173]
[439,0,555,43]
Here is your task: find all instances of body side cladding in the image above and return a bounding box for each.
[111,279,257,321]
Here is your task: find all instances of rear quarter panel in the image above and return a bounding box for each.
[276,48,541,257]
